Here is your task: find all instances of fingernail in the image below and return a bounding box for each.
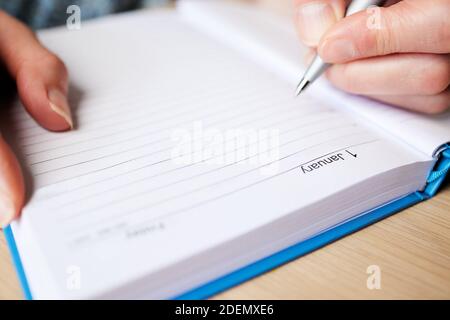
[319,37,357,62]
[296,1,340,47]
[48,89,73,129]
[0,192,15,228]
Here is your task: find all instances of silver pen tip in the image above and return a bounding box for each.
[295,78,310,96]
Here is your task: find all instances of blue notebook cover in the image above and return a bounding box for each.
[4,146,449,300]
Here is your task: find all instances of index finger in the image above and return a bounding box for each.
[0,10,73,132]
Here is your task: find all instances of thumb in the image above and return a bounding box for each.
[294,0,347,47]
[0,10,73,131]
[0,136,25,228]
[318,0,450,63]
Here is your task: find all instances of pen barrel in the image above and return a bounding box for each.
[303,56,330,83]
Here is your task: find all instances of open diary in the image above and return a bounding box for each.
[2,0,449,299]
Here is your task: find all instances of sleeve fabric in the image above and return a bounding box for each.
[0,0,169,29]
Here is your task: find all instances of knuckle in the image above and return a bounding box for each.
[374,9,400,55]
[44,53,67,72]
[18,52,68,76]
[355,30,374,57]
[15,51,69,91]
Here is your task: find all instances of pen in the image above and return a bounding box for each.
[295,0,386,96]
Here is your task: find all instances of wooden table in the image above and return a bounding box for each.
[1,0,450,300]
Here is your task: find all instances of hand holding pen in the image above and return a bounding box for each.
[294,0,450,114]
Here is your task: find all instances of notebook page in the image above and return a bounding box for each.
[312,86,450,157]
[179,0,450,157]
[2,10,432,299]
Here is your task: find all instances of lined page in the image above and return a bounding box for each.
[313,86,450,156]
[3,10,431,299]
[180,0,450,157]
